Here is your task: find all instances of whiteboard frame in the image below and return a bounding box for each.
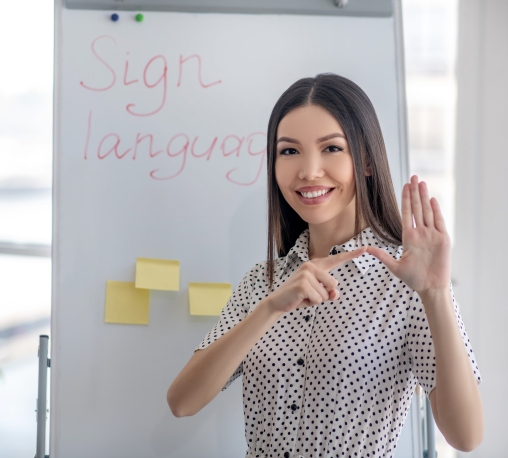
[50,0,62,453]
[50,0,416,456]
[65,0,393,17]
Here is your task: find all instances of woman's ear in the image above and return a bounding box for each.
[363,158,372,177]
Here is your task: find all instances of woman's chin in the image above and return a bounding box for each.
[295,212,337,227]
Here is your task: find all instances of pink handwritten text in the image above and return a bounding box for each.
[83,111,266,186]
[79,35,222,117]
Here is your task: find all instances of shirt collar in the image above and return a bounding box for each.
[284,229,311,264]
[281,227,393,277]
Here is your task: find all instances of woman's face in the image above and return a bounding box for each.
[275,104,357,228]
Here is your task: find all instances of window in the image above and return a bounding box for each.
[403,0,459,456]
[0,0,53,455]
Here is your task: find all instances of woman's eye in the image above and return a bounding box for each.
[279,148,298,155]
[324,145,343,153]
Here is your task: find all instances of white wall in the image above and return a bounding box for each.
[453,1,508,456]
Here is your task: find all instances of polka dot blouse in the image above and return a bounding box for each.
[197,228,482,458]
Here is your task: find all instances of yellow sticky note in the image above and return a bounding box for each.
[105,281,150,325]
[188,282,232,316]
[135,258,180,291]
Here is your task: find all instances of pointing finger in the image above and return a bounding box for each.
[313,246,367,272]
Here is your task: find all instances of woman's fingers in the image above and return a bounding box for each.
[294,246,373,308]
[431,197,447,233]
[298,271,329,305]
[310,264,338,291]
[303,288,327,307]
[401,183,413,230]
[410,175,424,227]
[290,262,340,308]
[298,248,367,306]
[419,181,435,228]
[404,176,443,231]
[315,246,367,272]
[312,267,340,301]
[298,263,338,304]
[328,288,340,301]
[308,275,334,303]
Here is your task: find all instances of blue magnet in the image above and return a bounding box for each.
[111,13,119,21]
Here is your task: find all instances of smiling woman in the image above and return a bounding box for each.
[275,105,356,224]
[167,74,483,457]
[266,75,402,286]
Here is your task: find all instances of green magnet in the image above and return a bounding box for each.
[135,13,144,22]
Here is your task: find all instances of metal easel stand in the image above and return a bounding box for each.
[35,334,50,458]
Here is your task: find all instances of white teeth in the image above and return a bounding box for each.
[300,189,330,198]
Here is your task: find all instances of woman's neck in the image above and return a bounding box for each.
[307,212,367,260]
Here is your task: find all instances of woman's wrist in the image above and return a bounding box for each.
[417,285,452,310]
[258,295,285,321]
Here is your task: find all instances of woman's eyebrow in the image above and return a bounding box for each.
[276,133,346,145]
[277,136,301,145]
[316,133,346,143]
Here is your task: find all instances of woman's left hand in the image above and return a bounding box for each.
[367,175,451,295]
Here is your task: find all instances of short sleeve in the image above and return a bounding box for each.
[405,284,482,398]
[194,266,256,390]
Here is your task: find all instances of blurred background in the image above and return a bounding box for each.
[0,0,460,456]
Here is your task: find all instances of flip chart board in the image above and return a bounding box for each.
[51,1,415,456]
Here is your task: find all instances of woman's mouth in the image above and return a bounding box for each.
[296,187,334,204]
[299,189,331,198]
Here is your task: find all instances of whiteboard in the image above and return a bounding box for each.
[51,2,412,457]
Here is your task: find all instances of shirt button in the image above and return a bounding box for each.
[297,358,304,366]
[304,315,311,322]
[284,453,290,458]
[291,403,298,411]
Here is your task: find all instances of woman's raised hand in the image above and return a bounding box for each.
[366,175,451,295]
[267,247,367,314]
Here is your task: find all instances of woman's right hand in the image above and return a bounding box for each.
[266,247,367,314]
[168,246,366,417]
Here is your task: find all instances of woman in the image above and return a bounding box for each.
[167,74,483,457]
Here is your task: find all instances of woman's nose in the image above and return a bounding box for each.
[298,153,324,181]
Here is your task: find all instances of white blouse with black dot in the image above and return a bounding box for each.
[197,228,482,458]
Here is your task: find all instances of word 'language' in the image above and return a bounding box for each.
[84,111,266,185]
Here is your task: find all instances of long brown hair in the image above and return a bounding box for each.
[267,74,402,287]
